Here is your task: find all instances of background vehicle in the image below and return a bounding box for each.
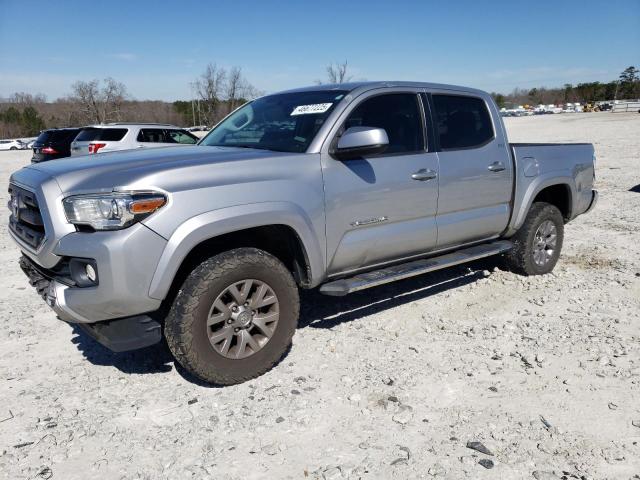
[70,123,198,156]
[31,128,81,163]
[0,139,25,151]
[8,81,597,385]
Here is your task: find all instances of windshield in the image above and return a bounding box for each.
[200,90,347,153]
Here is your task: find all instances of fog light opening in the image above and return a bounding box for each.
[69,258,98,287]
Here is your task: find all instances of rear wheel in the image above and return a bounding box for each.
[164,248,299,385]
[504,202,564,275]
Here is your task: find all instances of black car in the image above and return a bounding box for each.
[31,128,81,163]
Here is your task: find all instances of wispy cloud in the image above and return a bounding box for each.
[107,53,138,61]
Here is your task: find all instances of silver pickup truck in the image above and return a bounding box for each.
[8,81,597,384]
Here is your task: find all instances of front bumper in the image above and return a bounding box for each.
[15,221,167,323]
[10,169,169,351]
[19,254,162,352]
[18,225,166,324]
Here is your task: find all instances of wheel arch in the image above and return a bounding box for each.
[507,175,576,236]
[148,202,325,301]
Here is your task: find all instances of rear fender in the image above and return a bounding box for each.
[506,173,576,236]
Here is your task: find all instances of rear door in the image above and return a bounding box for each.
[322,90,440,275]
[428,92,513,248]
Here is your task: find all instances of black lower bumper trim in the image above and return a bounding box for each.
[78,315,161,352]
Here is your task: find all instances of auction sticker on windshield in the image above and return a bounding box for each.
[291,103,333,116]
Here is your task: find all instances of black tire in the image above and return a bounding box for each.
[165,248,299,385]
[9,147,17,150]
[504,202,564,276]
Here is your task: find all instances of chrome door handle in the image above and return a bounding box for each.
[411,169,437,181]
[488,161,506,172]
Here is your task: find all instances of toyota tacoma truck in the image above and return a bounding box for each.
[8,82,597,384]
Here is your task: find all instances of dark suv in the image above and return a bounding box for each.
[31,128,81,163]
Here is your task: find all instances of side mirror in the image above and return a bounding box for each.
[334,126,389,159]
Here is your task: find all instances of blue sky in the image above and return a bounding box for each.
[1,0,638,101]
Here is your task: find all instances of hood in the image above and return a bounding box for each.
[26,145,286,194]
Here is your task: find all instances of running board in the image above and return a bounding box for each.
[319,240,513,296]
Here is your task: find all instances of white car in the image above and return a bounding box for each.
[0,139,25,151]
[70,123,199,156]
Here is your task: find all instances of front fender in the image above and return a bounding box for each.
[147,202,325,299]
[506,173,576,236]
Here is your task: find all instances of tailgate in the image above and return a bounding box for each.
[70,140,90,156]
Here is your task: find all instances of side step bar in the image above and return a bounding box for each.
[319,240,513,296]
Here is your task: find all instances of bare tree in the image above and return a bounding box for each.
[326,61,351,84]
[226,66,260,113]
[195,63,226,125]
[10,92,47,105]
[193,64,259,124]
[101,77,127,122]
[70,78,128,124]
[226,66,243,113]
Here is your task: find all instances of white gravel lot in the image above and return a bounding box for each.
[0,113,639,480]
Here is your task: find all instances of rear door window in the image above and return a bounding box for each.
[165,129,198,144]
[431,95,494,150]
[343,93,425,154]
[137,128,166,143]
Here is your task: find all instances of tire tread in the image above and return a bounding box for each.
[164,248,299,385]
[504,202,564,276]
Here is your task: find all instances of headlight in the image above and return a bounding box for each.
[63,191,167,231]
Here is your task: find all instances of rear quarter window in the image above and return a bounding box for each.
[74,128,99,142]
[98,128,128,141]
[431,95,494,150]
[75,128,128,142]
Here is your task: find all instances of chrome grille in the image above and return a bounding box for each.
[8,184,46,249]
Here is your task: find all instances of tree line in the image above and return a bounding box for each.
[1,64,638,138]
[491,66,639,108]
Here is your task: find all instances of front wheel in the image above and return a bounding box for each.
[165,248,299,385]
[504,202,564,275]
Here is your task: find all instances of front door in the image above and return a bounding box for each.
[322,91,440,276]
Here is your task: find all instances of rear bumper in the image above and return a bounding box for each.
[584,189,598,214]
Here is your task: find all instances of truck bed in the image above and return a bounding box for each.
[507,142,596,235]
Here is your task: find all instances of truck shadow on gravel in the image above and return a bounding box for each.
[69,258,499,385]
[69,326,175,375]
[298,260,494,330]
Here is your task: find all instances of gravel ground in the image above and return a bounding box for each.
[0,113,639,479]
